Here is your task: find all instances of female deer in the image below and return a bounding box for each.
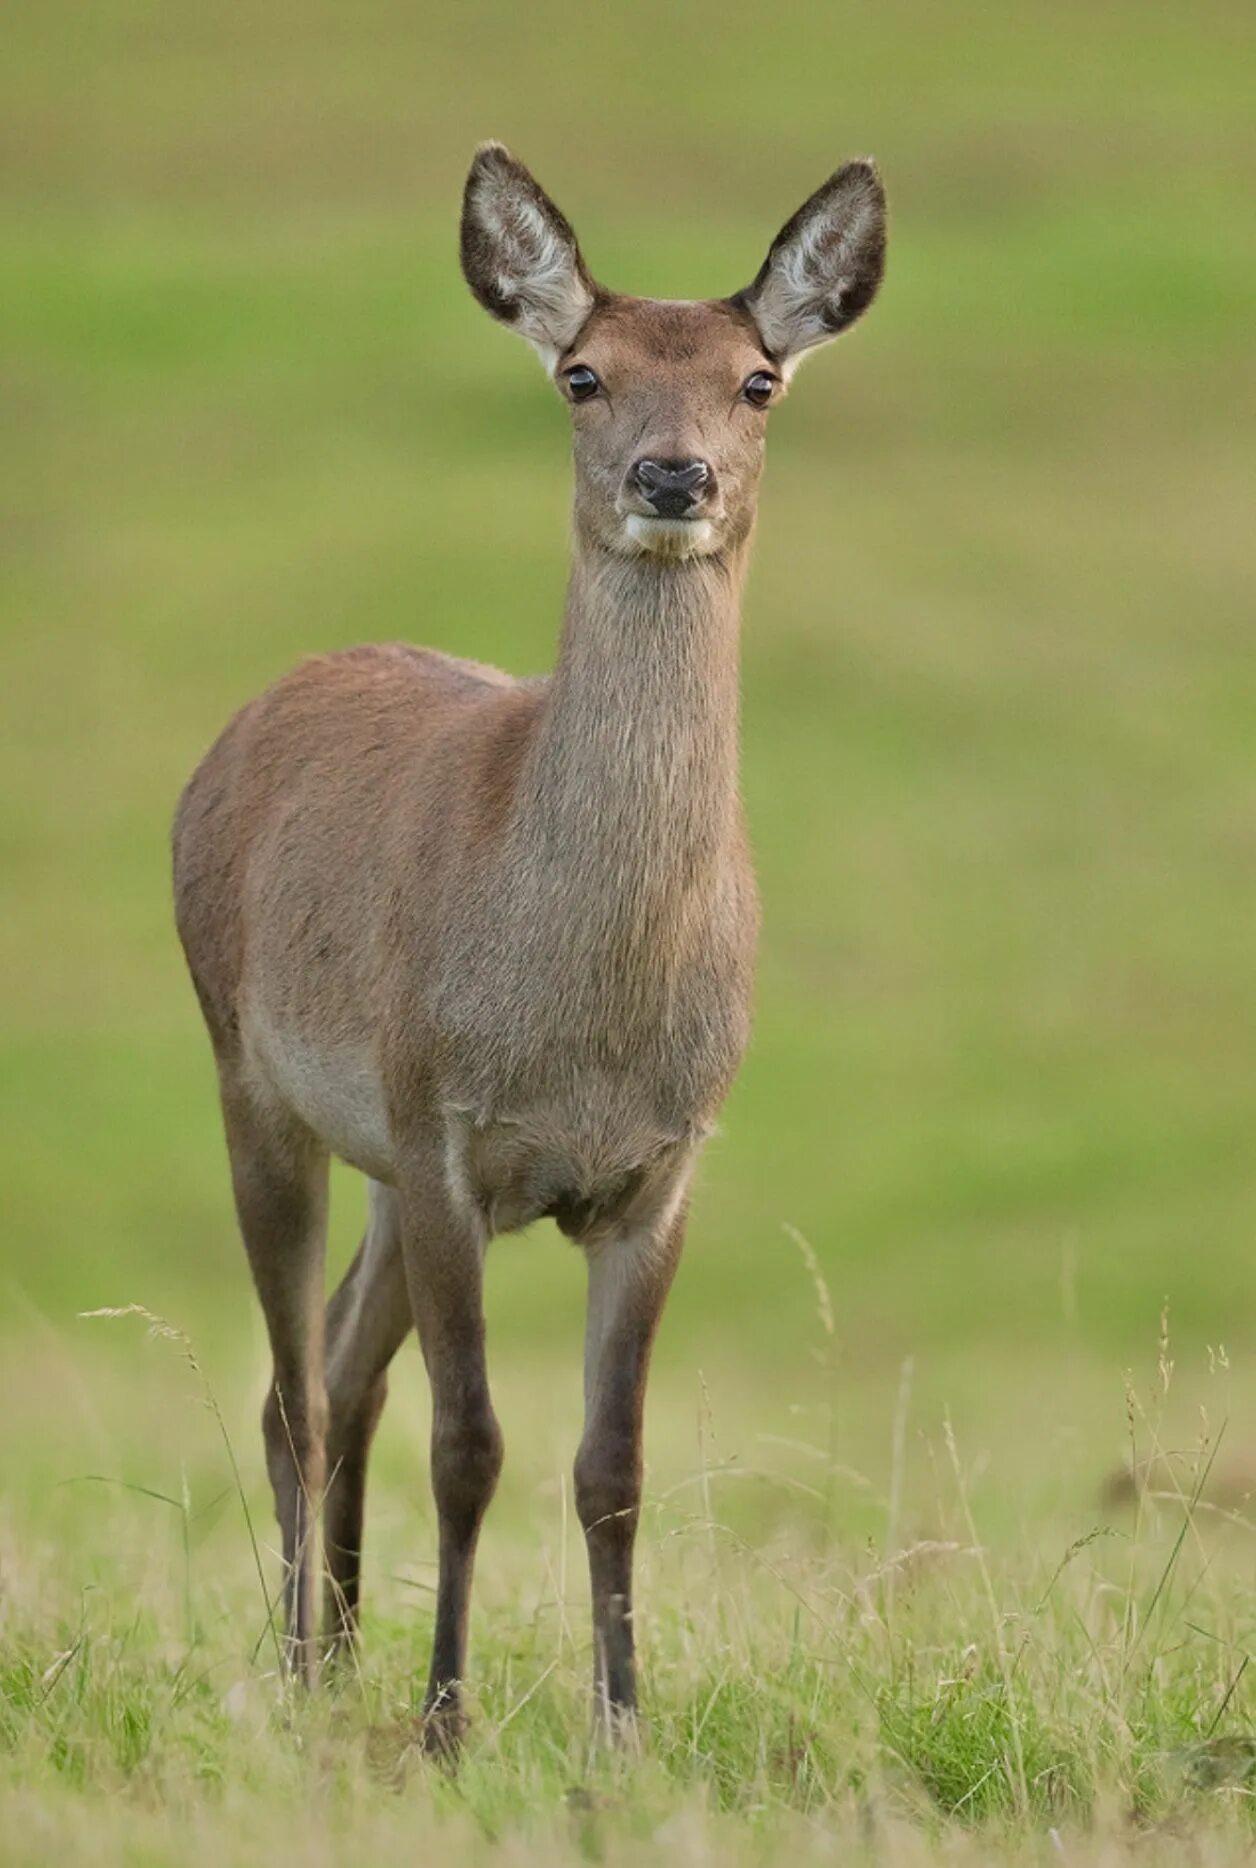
[173,143,886,1747]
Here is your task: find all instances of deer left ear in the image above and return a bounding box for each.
[736,159,887,367]
[461,142,597,365]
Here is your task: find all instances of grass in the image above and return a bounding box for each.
[5,1303,1256,1864]
[3,0,1256,1859]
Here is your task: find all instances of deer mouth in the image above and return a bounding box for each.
[623,514,717,557]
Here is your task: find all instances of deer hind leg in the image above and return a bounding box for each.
[397,1145,503,1757]
[575,1203,686,1738]
[323,1179,412,1656]
[219,1068,330,1687]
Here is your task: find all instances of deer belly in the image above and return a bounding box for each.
[245,1014,395,1182]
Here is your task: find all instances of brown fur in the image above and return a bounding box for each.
[172,143,886,1744]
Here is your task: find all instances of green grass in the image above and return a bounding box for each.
[3,0,1256,1859]
[5,1307,1256,1864]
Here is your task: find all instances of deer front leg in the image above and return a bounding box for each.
[575,1202,686,1737]
[397,1150,503,1757]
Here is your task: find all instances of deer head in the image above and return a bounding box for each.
[460,143,887,564]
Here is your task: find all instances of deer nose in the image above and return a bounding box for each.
[631,457,711,519]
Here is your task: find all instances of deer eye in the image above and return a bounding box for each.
[564,365,601,402]
[741,370,777,408]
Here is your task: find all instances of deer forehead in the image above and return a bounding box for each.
[572,296,769,385]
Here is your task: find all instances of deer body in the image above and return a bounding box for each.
[180,555,753,1226]
[173,145,885,1744]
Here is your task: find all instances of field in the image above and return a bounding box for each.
[3,1,1256,1860]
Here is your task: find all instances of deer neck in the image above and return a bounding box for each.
[519,543,748,941]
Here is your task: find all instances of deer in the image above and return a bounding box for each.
[172,141,886,1750]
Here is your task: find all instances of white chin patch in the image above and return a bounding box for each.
[624,515,716,557]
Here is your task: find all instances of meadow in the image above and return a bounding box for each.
[3,1,1256,1859]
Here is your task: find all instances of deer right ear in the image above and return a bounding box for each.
[736,159,887,369]
[460,143,597,366]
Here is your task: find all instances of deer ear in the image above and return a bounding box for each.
[736,159,886,367]
[461,143,597,365]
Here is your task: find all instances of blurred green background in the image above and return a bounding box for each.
[3,1,1255,1531]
